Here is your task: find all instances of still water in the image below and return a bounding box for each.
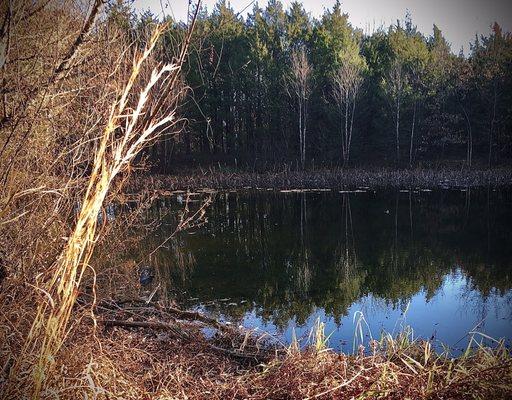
[133,188,512,353]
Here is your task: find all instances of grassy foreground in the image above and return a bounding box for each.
[2,282,511,400]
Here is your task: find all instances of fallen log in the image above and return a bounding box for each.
[88,295,236,334]
[207,344,263,362]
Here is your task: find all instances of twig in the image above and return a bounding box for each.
[304,369,364,400]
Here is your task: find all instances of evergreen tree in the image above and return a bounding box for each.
[134,3,512,171]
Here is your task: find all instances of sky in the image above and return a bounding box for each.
[132,0,512,54]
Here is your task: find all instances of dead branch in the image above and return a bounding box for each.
[52,0,104,83]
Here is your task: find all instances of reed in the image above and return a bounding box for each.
[133,167,512,193]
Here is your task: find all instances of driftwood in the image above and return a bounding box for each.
[83,295,275,363]
[207,344,263,362]
[87,295,236,334]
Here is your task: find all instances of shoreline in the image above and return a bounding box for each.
[55,298,512,399]
[132,168,512,192]
[42,296,512,399]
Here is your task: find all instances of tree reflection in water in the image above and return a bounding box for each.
[111,188,512,349]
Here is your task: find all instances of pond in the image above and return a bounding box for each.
[127,188,512,354]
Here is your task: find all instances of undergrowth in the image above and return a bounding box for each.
[2,293,511,399]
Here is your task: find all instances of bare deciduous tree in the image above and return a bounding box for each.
[408,65,422,168]
[331,59,364,166]
[287,47,313,170]
[384,59,407,166]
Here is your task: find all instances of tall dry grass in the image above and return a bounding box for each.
[0,0,202,397]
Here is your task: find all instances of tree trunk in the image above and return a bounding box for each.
[409,100,416,168]
[488,83,497,169]
[395,97,400,166]
[344,91,349,166]
[460,103,472,169]
[303,97,307,169]
[299,99,302,169]
[348,94,357,165]
[340,106,344,166]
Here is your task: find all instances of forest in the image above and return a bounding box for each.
[132,0,512,171]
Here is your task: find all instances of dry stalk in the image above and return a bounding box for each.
[6,3,203,396]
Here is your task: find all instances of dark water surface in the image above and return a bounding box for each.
[133,188,512,353]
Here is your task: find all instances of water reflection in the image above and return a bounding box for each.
[124,189,512,351]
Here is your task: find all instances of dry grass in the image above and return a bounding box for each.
[2,290,511,399]
[1,0,202,397]
[14,22,187,396]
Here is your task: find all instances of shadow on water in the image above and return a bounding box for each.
[113,188,512,353]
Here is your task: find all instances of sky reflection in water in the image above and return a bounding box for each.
[134,189,512,353]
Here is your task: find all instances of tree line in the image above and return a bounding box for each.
[128,0,512,171]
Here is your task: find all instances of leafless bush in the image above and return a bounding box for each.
[0,0,203,397]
